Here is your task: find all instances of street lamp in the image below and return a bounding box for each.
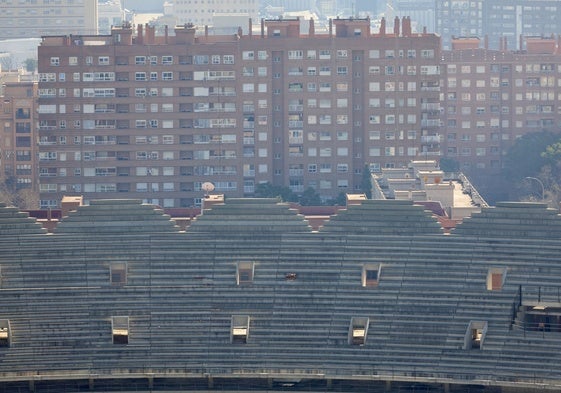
[524,176,545,201]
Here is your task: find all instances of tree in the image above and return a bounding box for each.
[24,58,37,73]
[501,131,561,205]
[439,157,459,173]
[254,182,297,202]
[325,192,347,206]
[502,130,560,182]
[298,187,321,206]
[360,164,372,199]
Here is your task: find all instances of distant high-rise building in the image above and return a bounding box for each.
[99,0,125,35]
[172,0,259,28]
[435,0,484,50]
[483,1,561,51]
[432,0,561,50]
[0,1,98,40]
[394,0,435,33]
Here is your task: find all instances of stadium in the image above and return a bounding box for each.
[1,198,561,393]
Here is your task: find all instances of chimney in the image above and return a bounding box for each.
[309,17,315,36]
[261,18,265,38]
[394,16,400,36]
[205,25,208,39]
[136,24,144,44]
[329,18,333,37]
[402,16,411,37]
[165,25,168,43]
[380,17,386,36]
[249,18,252,37]
[484,35,488,50]
[145,24,155,44]
[174,24,196,44]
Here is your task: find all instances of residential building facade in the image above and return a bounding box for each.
[433,0,561,50]
[37,18,441,208]
[0,0,98,40]
[172,0,259,28]
[0,79,38,199]
[440,36,561,173]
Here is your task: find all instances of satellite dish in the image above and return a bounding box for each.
[201,182,215,193]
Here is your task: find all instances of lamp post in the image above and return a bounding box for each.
[524,176,545,201]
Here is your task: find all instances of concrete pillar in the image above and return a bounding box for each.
[207,375,214,389]
[88,377,94,390]
[267,378,273,388]
[443,383,450,393]
[148,376,154,389]
[28,380,35,392]
[384,380,392,392]
[326,379,332,389]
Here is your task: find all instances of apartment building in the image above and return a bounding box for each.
[441,36,561,173]
[0,80,38,198]
[37,18,441,208]
[172,0,259,28]
[434,0,561,50]
[0,0,97,40]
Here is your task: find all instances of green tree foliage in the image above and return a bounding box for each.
[361,165,372,199]
[324,192,347,206]
[439,157,460,172]
[24,58,37,73]
[298,187,322,206]
[502,131,560,181]
[254,182,297,202]
[502,131,561,205]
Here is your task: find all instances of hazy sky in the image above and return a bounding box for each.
[120,0,164,13]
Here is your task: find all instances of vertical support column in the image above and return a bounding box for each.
[89,377,94,390]
[28,380,35,392]
[326,379,332,390]
[207,375,214,389]
[443,383,450,393]
[384,380,392,392]
[148,376,154,389]
[267,378,273,389]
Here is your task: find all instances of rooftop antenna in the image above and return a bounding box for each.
[200,182,215,216]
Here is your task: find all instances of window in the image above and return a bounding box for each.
[487,268,506,291]
[231,315,249,344]
[112,316,129,345]
[349,317,369,345]
[362,264,381,287]
[135,56,146,65]
[110,262,127,286]
[237,261,254,285]
[50,57,60,66]
[464,321,487,350]
[0,320,10,347]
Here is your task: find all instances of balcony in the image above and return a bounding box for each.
[421,119,441,128]
[421,135,441,144]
